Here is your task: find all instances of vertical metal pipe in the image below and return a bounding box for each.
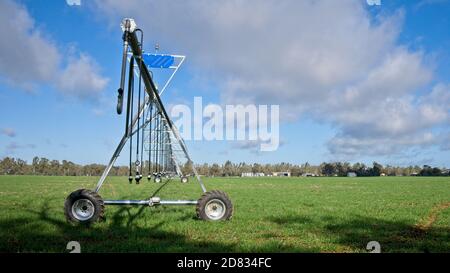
[148,102,153,178]
[125,57,134,136]
[117,29,129,115]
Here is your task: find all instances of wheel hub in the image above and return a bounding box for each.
[72,199,95,221]
[205,199,226,220]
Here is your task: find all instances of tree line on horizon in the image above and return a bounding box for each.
[0,157,448,177]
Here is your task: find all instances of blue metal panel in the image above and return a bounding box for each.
[143,54,175,68]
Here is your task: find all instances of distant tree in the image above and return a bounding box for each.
[239,162,252,174]
[252,163,263,173]
[290,165,302,176]
[321,163,336,176]
[419,165,432,176]
[197,163,210,176]
[300,162,313,175]
[16,159,28,175]
[210,163,221,177]
[32,157,39,175]
[1,156,448,178]
[371,162,383,176]
[50,160,61,175]
[0,157,16,174]
[223,160,233,176]
[335,162,349,176]
[37,157,49,175]
[353,162,368,176]
[182,161,193,176]
[431,167,442,176]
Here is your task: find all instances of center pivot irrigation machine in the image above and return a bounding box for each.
[64,18,233,224]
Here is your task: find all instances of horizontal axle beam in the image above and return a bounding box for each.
[104,199,198,206]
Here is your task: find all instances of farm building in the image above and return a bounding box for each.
[273,171,291,177]
[241,172,265,177]
[301,173,317,177]
[347,172,357,177]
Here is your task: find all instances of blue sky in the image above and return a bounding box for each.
[0,0,449,167]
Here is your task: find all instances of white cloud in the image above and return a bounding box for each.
[414,0,449,10]
[58,54,109,99]
[327,132,436,157]
[0,0,59,86]
[1,128,16,137]
[66,0,82,6]
[232,138,286,155]
[4,141,36,155]
[0,0,108,99]
[94,0,449,158]
[94,0,400,106]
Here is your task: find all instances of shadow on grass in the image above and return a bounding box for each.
[268,214,450,252]
[3,201,447,252]
[269,215,312,225]
[0,201,237,253]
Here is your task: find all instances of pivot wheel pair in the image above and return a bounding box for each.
[64,189,233,224]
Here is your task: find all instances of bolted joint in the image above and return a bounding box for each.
[149,197,161,206]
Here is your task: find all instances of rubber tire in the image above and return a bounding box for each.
[64,189,104,225]
[196,190,233,221]
[154,176,162,183]
[181,176,189,183]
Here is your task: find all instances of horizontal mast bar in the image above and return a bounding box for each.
[104,199,198,206]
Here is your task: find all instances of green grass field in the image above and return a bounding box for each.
[0,175,448,253]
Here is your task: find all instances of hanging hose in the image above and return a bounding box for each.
[167,129,172,173]
[165,125,168,173]
[125,57,134,136]
[155,112,160,176]
[140,92,145,179]
[163,124,167,174]
[117,27,130,115]
[147,101,153,180]
[127,57,135,184]
[134,74,141,184]
[160,115,164,174]
[160,117,164,175]
[134,29,144,184]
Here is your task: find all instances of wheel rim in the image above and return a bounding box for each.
[71,199,95,221]
[181,177,188,183]
[205,199,226,220]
